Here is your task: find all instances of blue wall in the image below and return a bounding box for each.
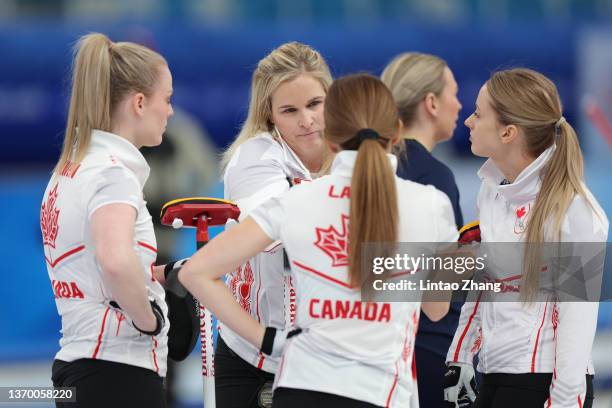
[0,22,578,165]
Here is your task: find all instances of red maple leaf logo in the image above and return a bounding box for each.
[41,183,60,248]
[516,206,526,219]
[314,214,349,267]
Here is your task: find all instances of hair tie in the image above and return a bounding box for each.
[554,116,566,136]
[356,128,380,143]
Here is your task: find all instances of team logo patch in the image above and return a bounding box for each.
[228,261,254,312]
[41,183,60,248]
[314,214,349,267]
[513,203,531,234]
[287,177,309,187]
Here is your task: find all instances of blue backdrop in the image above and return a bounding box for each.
[0,22,579,165]
[1,21,609,362]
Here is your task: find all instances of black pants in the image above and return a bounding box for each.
[475,373,594,408]
[215,336,275,408]
[414,347,446,408]
[51,359,166,408]
[273,387,383,408]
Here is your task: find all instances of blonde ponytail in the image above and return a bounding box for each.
[54,32,166,173]
[486,68,590,301]
[324,74,400,286]
[521,120,586,301]
[349,137,399,286]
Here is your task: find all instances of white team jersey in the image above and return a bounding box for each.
[447,145,608,407]
[251,150,459,407]
[41,130,168,376]
[221,132,311,373]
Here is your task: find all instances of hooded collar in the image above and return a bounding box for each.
[89,129,150,188]
[331,150,398,178]
[477,144,556,204]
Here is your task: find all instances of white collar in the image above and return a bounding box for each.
[477,144,556,203]
[275,133,312,178]
[330,150,398,178]
[88,129,150,188]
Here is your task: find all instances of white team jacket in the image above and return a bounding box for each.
[221,132,311,373]
[446,145,608,407]
[41,130,168,376]
[251,150,459,407]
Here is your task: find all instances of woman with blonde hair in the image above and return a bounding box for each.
[381,52,464,408]
[179,73,459,407]
[445,68,608,408]
[43,33,174,407]
[214,42,332,407]
[381,52,463,227]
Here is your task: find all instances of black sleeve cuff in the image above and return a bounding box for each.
[260,327,276,355]
[164,261,177,280]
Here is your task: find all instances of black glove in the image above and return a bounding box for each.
[164,258,199,362]
[111,299,165,337]
[443,363,477,408]
[164,258,190,297]
[134,299,165,336]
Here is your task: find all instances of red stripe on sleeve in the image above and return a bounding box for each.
[137,241,157,253]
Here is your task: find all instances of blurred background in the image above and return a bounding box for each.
[0,0,611,407]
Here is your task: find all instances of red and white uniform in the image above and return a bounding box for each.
[221,132,311,372]
[41,130,168,376]
[447,145,608,407]
[251,150,458,407]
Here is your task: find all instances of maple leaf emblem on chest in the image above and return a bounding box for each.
[41,183,60,248]
[314,214,349,267]
[513,203,531,234]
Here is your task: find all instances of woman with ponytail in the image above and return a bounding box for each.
[214,42,333,408]
[179,74,458,407]
[445,68,608,408]
[42,33,174,407]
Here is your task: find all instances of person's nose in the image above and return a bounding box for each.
[298,110,314,130]
[465,114,473,129]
